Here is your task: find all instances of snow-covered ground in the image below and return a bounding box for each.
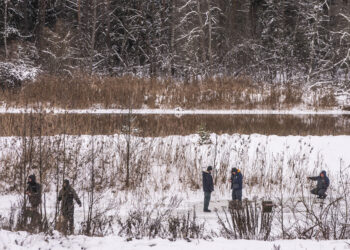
[1,133,350,249]
[1,230,349,250]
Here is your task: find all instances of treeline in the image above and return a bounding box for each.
[0,0,349,85]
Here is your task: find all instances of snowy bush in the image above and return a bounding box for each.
[0,62,39,90]
[216,200,274,240]
[116,196,206,240]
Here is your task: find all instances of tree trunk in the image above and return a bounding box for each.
[90,0,97,73]
[4,0,8,60]
[206,0,213,75]
[105,0,111,49]
[196,0,207,65]
[105,0,112,72]
[170,0,176,76]
[23,0,29,34]
[37,0,47,49]
[249,0,257,38]
[78,0,81,32]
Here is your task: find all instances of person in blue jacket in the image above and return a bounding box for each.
[202,166,214,212]
[229,168,243,201]
[307,170,329,199]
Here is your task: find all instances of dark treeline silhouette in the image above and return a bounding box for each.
[0,0,349,85]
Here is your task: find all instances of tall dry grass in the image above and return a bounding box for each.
[0,113,349,137]
[0,74,336,110]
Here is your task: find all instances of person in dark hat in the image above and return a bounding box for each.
[308,170,329,199]
[229,168,243,201]
[58,179,82,234]
[202,166,214,212]
[25,174,42,228]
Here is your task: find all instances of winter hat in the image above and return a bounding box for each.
[28,174,36,183]
[232,168,238,173]
[207,166,213,171]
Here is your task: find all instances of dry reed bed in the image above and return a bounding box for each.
[0,75,337,110]
[0,113,349,137]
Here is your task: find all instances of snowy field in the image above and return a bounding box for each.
[1,230,350,250]
[1,133,350,249]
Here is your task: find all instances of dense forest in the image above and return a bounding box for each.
[0,0,349,86]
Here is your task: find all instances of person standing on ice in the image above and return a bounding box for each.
[202,166,214,212]
[58,179,82,234]
[307,170,329,199]
[229,168,243,201]
[26,174,42,229]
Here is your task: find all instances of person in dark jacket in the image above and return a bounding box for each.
[308,170,330,199]
[26,174,42,208]
[26,174,42,228]
[58,179,82,234]
[229,168,243,201]
[202,166,214,212]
